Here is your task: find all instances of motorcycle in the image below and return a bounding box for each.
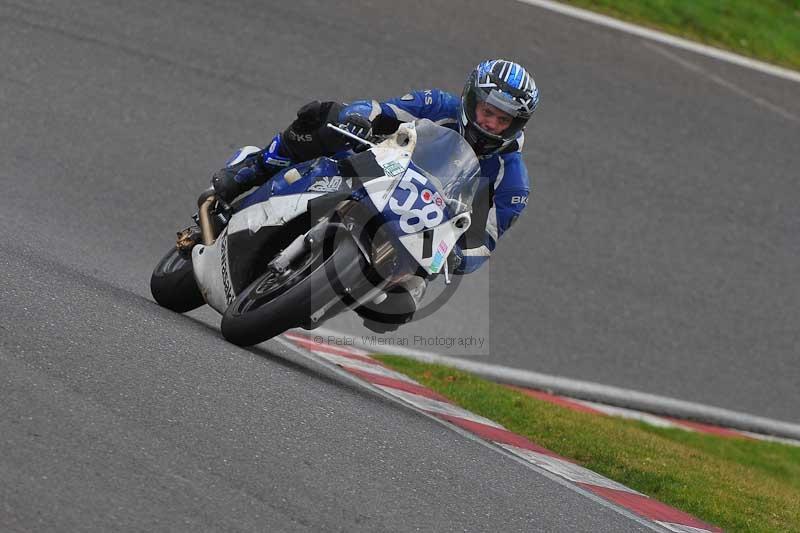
[150,119,479,346]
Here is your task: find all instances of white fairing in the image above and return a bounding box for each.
[192,229,233,314]
[191,192,325,314]
[399,213,471,275]
[361,124,416,211]
[227,192,325,235]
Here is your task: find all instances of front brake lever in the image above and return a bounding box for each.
[325,123,376,149]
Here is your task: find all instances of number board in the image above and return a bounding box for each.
[383,164,445,234]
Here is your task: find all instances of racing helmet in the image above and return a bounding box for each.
[460,59,539,155]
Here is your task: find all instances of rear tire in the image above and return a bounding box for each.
[150,246,206,313]
[221,233,367,346]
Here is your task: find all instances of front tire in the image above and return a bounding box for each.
[150,246,206,313]
[221,233,367,346]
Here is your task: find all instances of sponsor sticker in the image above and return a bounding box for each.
[432,192,444,208]
[220,236,234,305]
[430,250,445,273]
[308,176,343,193]
[421,189,432,203]
[266,156,290,167]
[429,242,450,274]
[382,160,406,177]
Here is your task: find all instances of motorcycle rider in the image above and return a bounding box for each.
[211,59,539,332]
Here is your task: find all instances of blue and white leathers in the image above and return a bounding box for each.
[340,89,530,274]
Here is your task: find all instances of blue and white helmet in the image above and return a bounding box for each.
[460,59,539,155]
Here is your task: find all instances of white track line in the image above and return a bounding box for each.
[498,444,642,493]
[515,0,800,83]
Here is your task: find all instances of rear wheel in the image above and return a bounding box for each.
[150,246,206,313]
[221,233,367,346]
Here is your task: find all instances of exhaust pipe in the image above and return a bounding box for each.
[197,191,217,246]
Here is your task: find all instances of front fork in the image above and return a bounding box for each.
[267,219,389,325]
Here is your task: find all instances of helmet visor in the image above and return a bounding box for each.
[464,87,528,142]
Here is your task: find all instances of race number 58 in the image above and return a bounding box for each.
[388,168,443,233]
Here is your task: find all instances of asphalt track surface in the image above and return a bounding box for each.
[0,0,797,530]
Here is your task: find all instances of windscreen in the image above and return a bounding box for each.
[409,120,480,215]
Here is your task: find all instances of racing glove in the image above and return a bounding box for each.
[340,113,373,153]
[340,113,372,143]
[281,100,372,161]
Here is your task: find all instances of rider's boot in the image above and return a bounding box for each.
[211,134,293,203]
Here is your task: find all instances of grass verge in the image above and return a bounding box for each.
[376,355,800,533]
[555,0,800,71]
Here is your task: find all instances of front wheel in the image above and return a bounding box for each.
[150,246,206,313]
[221,233,368,346]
